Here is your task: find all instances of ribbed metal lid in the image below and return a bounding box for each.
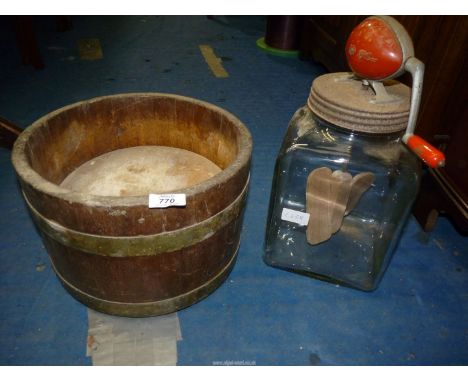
[308,72,411,134]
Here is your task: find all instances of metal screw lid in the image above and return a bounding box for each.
[307,72,411,134]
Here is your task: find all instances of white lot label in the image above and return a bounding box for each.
[149,194,187,208]
[281,208,310,226]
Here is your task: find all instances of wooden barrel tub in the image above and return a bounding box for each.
[12,93,252,317]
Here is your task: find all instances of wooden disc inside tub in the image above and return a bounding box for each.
[60,146,222,196]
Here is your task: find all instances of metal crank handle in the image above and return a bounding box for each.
[403,57,445,168]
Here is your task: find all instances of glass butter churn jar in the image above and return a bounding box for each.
[264,16,446,291]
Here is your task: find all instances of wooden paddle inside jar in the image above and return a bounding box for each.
[306,167,374,245]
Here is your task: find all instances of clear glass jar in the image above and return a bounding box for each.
[264,104,421,291]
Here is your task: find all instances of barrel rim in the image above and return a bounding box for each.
[12,92,252,208]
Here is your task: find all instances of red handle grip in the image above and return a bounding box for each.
[405,134,445,168]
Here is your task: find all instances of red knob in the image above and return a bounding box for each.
[346,17,404,80]
[405,135,446,168]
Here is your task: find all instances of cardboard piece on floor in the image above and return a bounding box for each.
[86,309,182,366]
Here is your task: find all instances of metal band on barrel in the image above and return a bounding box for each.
[24,176,249,257]
[50,242,240,317]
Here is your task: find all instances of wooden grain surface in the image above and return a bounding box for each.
[11,93,252,315]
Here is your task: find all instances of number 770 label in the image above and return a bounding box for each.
[148,194,187,208]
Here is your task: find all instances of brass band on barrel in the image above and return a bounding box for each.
[50,243,240,317]
[24,177,249,257]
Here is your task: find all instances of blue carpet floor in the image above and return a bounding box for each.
[0,16,467,365]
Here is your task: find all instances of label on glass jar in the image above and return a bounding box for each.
[281,208,310,226]
[148,194,187,208]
